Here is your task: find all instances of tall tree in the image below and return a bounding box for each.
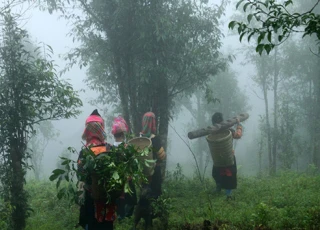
[41,0,227,149]
[0,12,82,230]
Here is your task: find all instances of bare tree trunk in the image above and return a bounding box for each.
[10,138,26,230]
[262,80,272,175]
[196,95,204,171]
[113,54,132,132]
[272,47,279,174]
[258,134,263,176]
[158,77,169,150]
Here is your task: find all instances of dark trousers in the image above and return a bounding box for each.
[79,191,114,230]
[134,164,162,228]
[212,156,237,190]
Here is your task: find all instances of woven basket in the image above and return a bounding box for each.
[206,130,234,167]
[128,137,154,176]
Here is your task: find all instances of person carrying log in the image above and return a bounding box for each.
[210,112,243,200]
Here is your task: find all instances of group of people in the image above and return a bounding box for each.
[77,110,167,230]
[76,110,242,229]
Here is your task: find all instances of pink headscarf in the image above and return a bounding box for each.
[111,116,129,135]
[82,109,107,146]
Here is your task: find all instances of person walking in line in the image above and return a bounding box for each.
[133,112,166,229]
[111,116,137,220]
[77,109,116,230]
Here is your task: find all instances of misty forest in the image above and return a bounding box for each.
[0,0,320,229]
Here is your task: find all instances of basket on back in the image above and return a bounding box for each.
[206,130,234,167]
[128,137,154,176]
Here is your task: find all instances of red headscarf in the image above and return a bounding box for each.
[140,112,156,138]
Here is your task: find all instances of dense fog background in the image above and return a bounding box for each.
[23,1,264,179]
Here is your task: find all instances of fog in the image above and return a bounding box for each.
[22,1,268,179]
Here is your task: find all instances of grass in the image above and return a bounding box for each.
[25,168,320,230]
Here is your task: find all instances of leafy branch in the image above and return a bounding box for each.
[49,144,152,204]
[229,0,320,55]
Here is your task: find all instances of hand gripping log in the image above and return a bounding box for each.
[187,113,249,140]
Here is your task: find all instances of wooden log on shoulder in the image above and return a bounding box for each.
[187,113,249,140]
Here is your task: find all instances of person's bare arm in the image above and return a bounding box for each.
[233,118,242,139]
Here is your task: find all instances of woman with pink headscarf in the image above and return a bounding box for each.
[77,109,116,230]
[133,112,167,229]
[110,116,137,220]
[111,116,129,147]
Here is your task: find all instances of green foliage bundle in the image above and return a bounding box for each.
[50,144,152,204]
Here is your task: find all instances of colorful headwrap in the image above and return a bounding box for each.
[82,109,107,146]
[140,112,156,138]
[111,116,129,135]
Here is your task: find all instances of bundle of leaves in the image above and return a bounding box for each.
[49,143,153,204]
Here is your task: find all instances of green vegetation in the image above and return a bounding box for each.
[0,10,82,230]
[25,166,320,230]
[49,144,150,204]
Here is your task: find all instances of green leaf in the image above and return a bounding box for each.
[278,35,283,42]
[112,171,120,180]
[52,169,66,174]
[257,32,266,44]
[240,32,246,42]
[248,31,256,42]
[49,169,65,181]
[61,159,70,165]
[264,44,273,54]
[267,31,272,43]
[256,44,264,55]
[57,187,66,200]
[238,24,243,34]
[48,173,60,183]
[228,21,236,30]
[236,0,245,9]
[284,0,293,7]
[243,2,250,12]
[247,14,253,23]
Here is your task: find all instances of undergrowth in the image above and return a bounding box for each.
[25,166,320,230]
